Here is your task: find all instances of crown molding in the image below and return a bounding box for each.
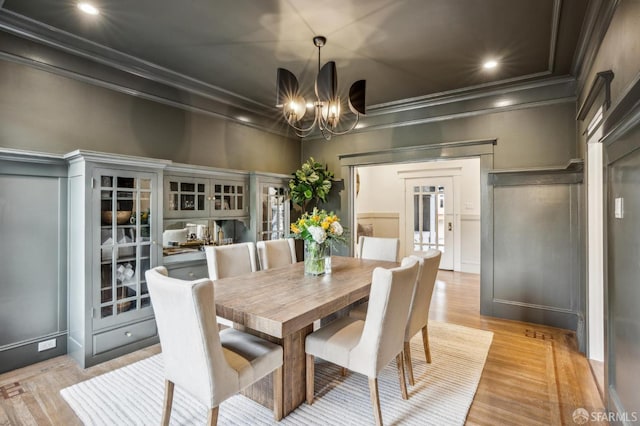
[0,2,573,142]
[572,0,620,94]
[305,77,577,140]
[63,149,171,169]
[0,9,268,114]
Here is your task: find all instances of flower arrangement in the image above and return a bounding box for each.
[290,208,346,275]
[290,207,345,246]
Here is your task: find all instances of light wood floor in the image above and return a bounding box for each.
[0,270,605,425]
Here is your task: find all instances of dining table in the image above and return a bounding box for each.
[213,255,398,416]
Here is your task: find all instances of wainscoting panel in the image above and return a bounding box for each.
[487,168,583,331]
[0,155,68,373]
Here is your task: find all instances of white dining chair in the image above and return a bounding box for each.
[204,242,257,328]
[357,236,399,262]
[305,259,420,426]
[204,242,257,280]
[145,266,283,425]
[256,239,297,270]
[350,249,442,385]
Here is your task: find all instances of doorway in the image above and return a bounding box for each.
[352,157,481,273]
[405,177,454,269]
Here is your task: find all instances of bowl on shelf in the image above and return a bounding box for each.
[102,210,132,225]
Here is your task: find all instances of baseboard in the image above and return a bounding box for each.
[0,334,67,374]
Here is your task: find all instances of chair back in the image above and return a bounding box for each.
[405,250,442,340]
[256,239,297,270]
[145,267,239,407]
[358,236,399,262]
[351,259,419,377]
[205,242,257,280]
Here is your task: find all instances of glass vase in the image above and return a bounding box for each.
[304,240,329,276]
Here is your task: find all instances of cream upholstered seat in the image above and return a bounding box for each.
[357,236,399,262]
[204,242,257,328]
[145,267,283,425]
[256,239,297,270]
[350,250,442,385]
[305,259,420,426]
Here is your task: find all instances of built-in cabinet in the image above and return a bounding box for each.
[164,173,248,219]
[4,149,292,371]
[66,151,168,368]
[162,166,252,281]
[250,172,291,242]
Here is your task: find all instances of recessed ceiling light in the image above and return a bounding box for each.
[236,116,250,123]
[483,60,498,70]
[77,2,100,15]
[495,99,511,107]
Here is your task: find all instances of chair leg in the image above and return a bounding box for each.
[403,341,415,386]
[306,354,315,404]
[161,380,174,426]
[395,353,408,400]
[421,325,432,363]
[273,366,283,421]
[207,407,219,426]
[340,367,348,377]
[368,377,383,426]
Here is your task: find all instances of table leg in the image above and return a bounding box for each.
[238,324,314,416]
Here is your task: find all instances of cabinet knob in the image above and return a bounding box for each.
[188,272,195,277]
[124,331,132,337]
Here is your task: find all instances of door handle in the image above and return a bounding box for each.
[448,222,452,231]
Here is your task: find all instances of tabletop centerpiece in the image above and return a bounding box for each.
[291,208,345,275]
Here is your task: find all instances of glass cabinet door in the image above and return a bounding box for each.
[97,172,155,324]
[164,176,208,218]
[211,180,248,216]
[259,184,289,241]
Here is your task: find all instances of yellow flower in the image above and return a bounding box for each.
[321,220,330,230]
[290,224,300,234]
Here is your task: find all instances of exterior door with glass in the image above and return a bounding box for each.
[405,177,454,269]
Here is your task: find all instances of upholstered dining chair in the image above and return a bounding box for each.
[357,236,400,262]
[145,266,283,426]
[204,242,257,280]
[350,250,442,386]
[204,242,257,328]
[305,259,420,426]
[256,238,297,270]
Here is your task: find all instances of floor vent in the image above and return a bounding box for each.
[524,329,554,340]
[0,382,25,399]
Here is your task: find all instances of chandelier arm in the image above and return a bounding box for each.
[320,113,360,136]
[282,108,320,133]
[319,126,332,141]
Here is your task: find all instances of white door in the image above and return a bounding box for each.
[405,177,454,269]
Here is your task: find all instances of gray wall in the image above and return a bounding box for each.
[606,132,640,418]
[0,59,300,174]
[303,101,582,331]
[579,0,640,417]
[0,49,300,371]
[303,102,577,175]
[0,157,68,373]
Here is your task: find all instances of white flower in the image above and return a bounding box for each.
[330,221,343,236]
[308,226,327,244]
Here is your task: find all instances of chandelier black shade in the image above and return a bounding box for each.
[276,36,366,140]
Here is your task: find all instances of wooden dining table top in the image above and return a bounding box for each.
[214,256,397,339]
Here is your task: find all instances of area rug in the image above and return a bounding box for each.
[61,321,493,425]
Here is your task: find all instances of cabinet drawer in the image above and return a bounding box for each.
[167,262,208,281]
[93,318,157,355]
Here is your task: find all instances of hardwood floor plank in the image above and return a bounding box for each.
[0,270,604,424]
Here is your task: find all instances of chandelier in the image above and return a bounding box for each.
[276,36,366,140]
